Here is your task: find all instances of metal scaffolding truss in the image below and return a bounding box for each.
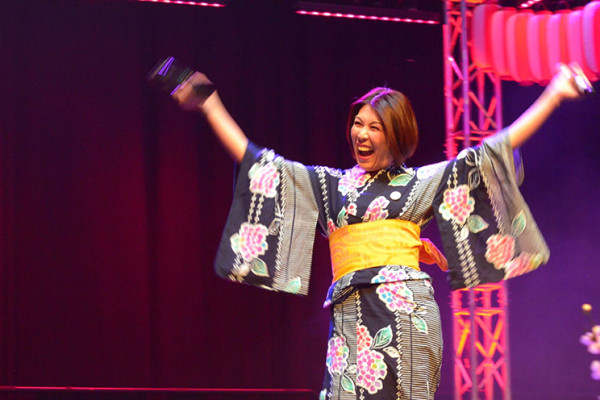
[443,1,511,399]
[451,283,511,400]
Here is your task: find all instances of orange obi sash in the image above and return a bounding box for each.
[329,219,448,282]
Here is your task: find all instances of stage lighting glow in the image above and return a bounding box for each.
[296,10,439,25]
[296,1,441,25]
[133,0,225,7]
[519,0,544,8]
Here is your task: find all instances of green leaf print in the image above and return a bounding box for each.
[389,173,412,186]
[341,374,356,394]
[284,277,302,294]
[337,207,347,227]
[467,214,489,234]
[251,258,269,277]
[412,315,429,334]
[511,210,526,237]
[373,325,393,349]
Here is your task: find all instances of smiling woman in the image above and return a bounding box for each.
[347,87,418,172]
[171,63,588,400]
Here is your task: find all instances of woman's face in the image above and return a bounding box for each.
[350,104,394,172]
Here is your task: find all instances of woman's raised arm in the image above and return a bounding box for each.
[172,72,248,163]
[506,63,591,149]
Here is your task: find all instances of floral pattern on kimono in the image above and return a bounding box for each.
[212,130,550,399]
[214,129,549,295]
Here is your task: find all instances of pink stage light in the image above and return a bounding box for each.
[133,0,225,7]
[519,0,544,9]
[296,9,439,24]
[295,1,441,25]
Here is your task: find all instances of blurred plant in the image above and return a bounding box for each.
[581,304,600,383]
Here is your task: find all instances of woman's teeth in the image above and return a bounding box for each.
[358,146,373,157]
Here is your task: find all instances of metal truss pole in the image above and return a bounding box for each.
[443,1,511,399]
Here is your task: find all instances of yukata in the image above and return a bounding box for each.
[214,129,549,400]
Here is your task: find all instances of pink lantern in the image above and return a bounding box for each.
[547,10,572,74]
[472,4,501,70]
[583,0,600,75]
[567,9,598,81]
[506,10,535,83]
[528,11,553,83]
[491,7,517,79]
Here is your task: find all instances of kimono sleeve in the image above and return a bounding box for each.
[213,142,320,295]
[433,130,550,290]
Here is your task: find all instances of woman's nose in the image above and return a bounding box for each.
[357,128,369,140]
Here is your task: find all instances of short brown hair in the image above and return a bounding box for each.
[346,87,419,166]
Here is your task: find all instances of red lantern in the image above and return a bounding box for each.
[491,8,517,78]
[472,4,501,70]
[506,10,535,83]
[547,10,572,74]
[583,0,600,75]
[528,11,553,83]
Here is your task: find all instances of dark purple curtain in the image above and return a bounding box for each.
[1,1,599,399]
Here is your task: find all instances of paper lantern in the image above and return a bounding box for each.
[527,11,553,83]
[506,10,535,82]
[583,0,600,74]
[491,7,517,78]
[547,10,572,74]
[472,4,501,70]
[567,9,597,80]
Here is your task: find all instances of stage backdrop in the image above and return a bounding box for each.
[0,1,599,399]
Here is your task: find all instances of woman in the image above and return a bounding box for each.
[173,64,586,399]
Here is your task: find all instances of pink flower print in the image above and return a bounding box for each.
[485,234,515,269]
[357,324,373,352]
[371,267,410,283]
[375,282,416,314]
[363,196,390,222]
[230,222,269,262]
[346,202,357,216]
[249,162,280,198]
[327,219,337,235]
[338,166,369,196]
[326,335,350,375]
[438,185,475,225]
[356,325,387,393]
[356,347,387,394]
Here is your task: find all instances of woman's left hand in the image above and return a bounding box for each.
[547,62,593,105]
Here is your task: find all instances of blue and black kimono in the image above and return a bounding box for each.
[214,130,549,400]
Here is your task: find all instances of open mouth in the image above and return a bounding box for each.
[357,145,374,158]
